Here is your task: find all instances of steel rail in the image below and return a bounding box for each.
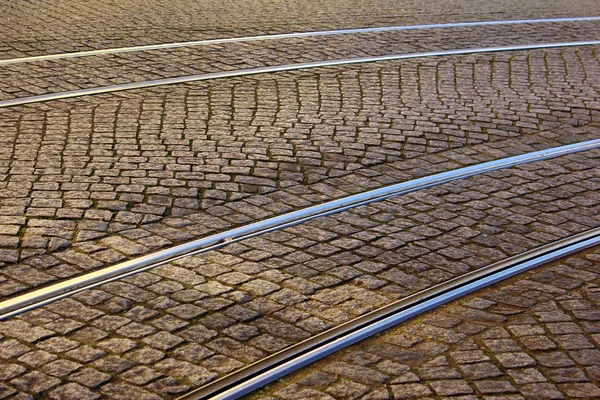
[181,227,600,400]
[1,139,599,320]
[1,40,599,109]
[1,16,598,65]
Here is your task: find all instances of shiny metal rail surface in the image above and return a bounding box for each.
[1,16,598,65]
[182,228,600,400]
[1,41,599,108]
[1,138,599,320]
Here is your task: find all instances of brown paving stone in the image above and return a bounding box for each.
[0,149,598,398]
[47,382,100,400]
[1,3,600,399]
[1,44,600,296]
[250,247,600,400]
[67,368,111,388]
[2,22,600,109]
[9,371,61,394]
[7,0,600,55]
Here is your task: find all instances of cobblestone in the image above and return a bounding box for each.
[1,118,599,298]
[0,0,598,59]
[1,1,600,398]
[0,149,598,398]
[0,36,599,290]
[253,246,600,399]
[1,22,599,102]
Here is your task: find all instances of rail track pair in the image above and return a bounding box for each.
[1,15,600,400]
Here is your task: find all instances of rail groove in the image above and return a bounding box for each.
[1,41,599,108]
[1,16,598,65]
[1,139,599,320]
[181,227,600,400]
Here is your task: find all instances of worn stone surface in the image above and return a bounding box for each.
[1,41,600,294]
[0,150,599,398]
[1,1,600,398]
[252,247,600,399]
[1,22,600,102]
[1,0,599,60]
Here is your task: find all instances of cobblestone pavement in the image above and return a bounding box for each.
[1,46,600,295]
[251,245,600,400]
[0,121,598,296]
[2,1,600,399]
[1,21,599,101]
[1,0,598,59]
[0,148,598,398]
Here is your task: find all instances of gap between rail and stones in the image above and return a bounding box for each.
[182,228,600,400]
[0,138,599,320]
[0,16,598,65]
[1,40,599,108]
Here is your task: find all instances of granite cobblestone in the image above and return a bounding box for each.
[1,50,600,295]
[1,0,598,59]
[1,22,599,102]
[252,246,600,400]
[0,149,598,398]
[1,2,600,398]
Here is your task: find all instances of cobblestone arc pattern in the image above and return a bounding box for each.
[0,149,598,398]
[1,22,599,102]
[1,48,600,288]
[251,245,600,400]
[1,0,599,59]
[0,124,598,297]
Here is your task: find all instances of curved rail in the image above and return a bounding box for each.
[181,227,600,399]
[1,41,599,108]
[1,16,598,66]
[1,138,599,320]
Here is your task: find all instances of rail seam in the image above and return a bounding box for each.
[1,139,599,319]
[1,16,598,65]
[1,41,599,108]
[183,228,600,399]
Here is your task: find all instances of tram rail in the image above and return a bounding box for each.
[181,228,600,399]
[1,138,599,320]
[1,41,599,108]
[0,16,598,66]
[1,11,599,400]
